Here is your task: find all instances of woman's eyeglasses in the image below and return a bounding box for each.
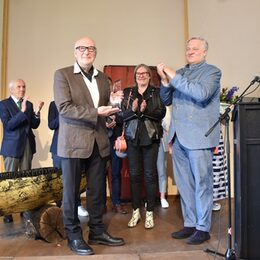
[136,72,149,77]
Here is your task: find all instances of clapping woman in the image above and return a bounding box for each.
[120,64,166,229]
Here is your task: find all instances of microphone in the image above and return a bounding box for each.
[251,76,260,84]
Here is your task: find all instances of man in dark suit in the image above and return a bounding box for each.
[54,36,125,256]
[0,79,44,223]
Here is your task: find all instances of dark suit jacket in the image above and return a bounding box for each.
[54,65,111,158]
[0,97,40,158]
[48,101,59,155]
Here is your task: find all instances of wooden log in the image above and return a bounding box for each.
[24,205,66,243]
[0,167,87,216]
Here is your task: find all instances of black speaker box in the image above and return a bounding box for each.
[233,98,260,260]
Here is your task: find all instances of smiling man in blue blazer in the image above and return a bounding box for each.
[0,79,44,223]
[157,37,221,245]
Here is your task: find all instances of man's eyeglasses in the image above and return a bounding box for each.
[136,72,149,77]
[76,46,97,53]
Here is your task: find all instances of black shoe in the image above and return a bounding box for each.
[3,215,13,223]
[89,231,125,246]
[171,227,196,239]
[68,238,94,255]
[186,230,210,245]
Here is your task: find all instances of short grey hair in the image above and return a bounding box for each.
[8,80,17,90]
[8,79,25,90]
[187,37,208,51]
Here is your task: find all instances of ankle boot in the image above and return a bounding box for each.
[145,211,154,229]
[128,208,141,228]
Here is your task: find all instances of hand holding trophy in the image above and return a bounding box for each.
[110,79,123,108]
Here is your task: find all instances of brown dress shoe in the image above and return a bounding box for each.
[112,204,127,214]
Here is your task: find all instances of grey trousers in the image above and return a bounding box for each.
[4,138,33,172]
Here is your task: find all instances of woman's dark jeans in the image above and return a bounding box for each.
[127,142,159,211]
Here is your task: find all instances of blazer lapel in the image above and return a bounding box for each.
[96,76,103,106]
[8,97,20,116]
[96,74,110,107]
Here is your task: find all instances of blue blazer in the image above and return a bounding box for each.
[0,97,40,158]
[48,101,59,155]
[160,62,221,150]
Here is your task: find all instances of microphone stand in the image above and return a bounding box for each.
[204,78,258,260]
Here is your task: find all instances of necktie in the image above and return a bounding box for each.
[17,100,22,110]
